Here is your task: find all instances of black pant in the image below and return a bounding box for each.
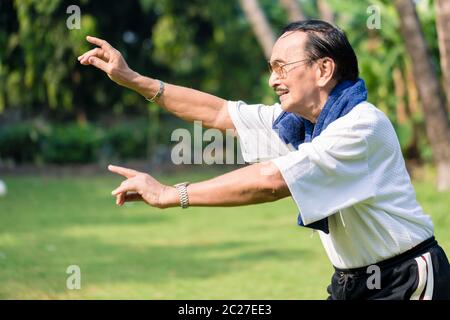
[327,237,450,300]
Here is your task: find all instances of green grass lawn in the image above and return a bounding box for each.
[0,168,449,299]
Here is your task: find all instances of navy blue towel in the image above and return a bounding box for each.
[272,78,368,234]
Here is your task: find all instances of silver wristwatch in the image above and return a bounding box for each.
[174,182,190,209]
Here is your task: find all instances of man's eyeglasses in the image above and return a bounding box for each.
[267,58,311,79]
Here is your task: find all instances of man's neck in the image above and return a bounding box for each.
[307,90,330,123]
[310,81,338,123]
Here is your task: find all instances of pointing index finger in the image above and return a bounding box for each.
[86,36,111,50]
[108,164,139,178]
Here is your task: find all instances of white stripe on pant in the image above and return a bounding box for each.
[410,252,434,300]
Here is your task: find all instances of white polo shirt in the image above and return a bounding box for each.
[228,100,434,269]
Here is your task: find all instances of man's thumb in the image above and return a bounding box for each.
[88,56,108,72]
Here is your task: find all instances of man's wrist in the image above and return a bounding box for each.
[120,70,140,90]
[130,74,160,100]
[159,186,179,209]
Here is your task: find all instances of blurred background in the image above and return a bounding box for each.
[0,0,449,299]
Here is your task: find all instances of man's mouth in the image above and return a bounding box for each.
[276,88,288,94]
[277,91,289,99]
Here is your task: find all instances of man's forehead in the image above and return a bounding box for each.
[271,31,307,61]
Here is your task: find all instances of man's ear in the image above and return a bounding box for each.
[316,57,336,88]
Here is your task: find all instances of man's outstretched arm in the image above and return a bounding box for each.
[108,162,291,208]
[78,36,234,131]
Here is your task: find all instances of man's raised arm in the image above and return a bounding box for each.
[78,36,234,132]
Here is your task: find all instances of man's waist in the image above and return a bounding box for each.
[333,236,437,275]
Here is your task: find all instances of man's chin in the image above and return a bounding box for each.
[280,102,303,116]
[280,100,293,112]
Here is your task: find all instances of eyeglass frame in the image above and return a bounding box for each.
[267,58,312,79]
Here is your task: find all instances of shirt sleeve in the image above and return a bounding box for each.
[227,100,293,162]
[271,117,376,225]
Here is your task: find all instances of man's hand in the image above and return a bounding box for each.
[108,164,175,208]
[78,36,140,89]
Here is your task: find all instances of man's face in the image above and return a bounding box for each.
[269,31,320,115]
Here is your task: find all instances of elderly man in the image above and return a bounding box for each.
[78,20,450,300]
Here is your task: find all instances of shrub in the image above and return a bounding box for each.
[40,123,103,164]
[103,119,149,161]
[0,121,42,164]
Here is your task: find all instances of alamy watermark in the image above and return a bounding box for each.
[367,5,381,30]
[170,121,293,167]
[66,5,81,30]
[66,265,81,290]
[366,264,381,290]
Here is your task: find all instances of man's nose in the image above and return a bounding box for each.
[268,71,281,88]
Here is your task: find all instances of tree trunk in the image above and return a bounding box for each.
[405,58,421,117]
[317,0,335,24]
[405,58,423,165]
[279,0,306,22]
[394,0,450,190]
[435,0,450,113]
[393,67,407,125]
[239,0,276,59]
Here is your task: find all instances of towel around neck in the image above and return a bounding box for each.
[272,78,368,233]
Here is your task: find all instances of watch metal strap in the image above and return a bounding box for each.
[174,182,190,209]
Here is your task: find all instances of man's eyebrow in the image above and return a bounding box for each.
[269,58,286,64]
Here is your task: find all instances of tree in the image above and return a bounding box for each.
[394,0,450,190]
[317,0,335,24]
[279,0,306,22]
[239,0,276,59]
[435,0,450,113]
